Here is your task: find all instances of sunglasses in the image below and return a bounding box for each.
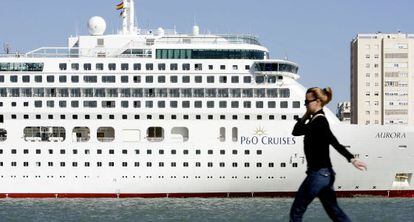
[304,98,318,106]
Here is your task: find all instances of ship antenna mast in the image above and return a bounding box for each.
[121,0,137,35]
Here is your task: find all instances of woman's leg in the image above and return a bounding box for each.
[290,170,330,222]
[318,173,352,222]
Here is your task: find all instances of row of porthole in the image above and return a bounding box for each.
[1,175,290,180]
[1,113,299,122]
[0,161,298,168]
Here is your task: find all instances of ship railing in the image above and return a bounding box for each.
[157,34,261,45]
[18,47,153,58]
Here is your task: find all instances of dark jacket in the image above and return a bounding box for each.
[292,109,354,170]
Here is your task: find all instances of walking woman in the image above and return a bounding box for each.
[290,87,367,222]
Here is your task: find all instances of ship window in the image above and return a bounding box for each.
[268,101,276,108]
[243,76,251,83]
[119,76,128,83]
[219,101,227,108]
[23,127,66,142]
[96,63,104,70]
[219,127,226,142]
[102,75,116,83]
[256,101,263,108]
[59,63,67,70]
[158,76,166,83]
[231,76,239,83]
[194,101,202,108]
[170,63,178,70]
[147,127,164,142]
[46,75,54,83]
[146,63,153,70]
[233,65,238,70]
[255,76,265,84]
[207,76,214,83]
[108,63,116,70]
[245,65,250,70]
[220,65,226,70]
[232,127,238,142]
[22,75,30,83]
[194,76,202,83]
[133,63,141,70]
[171,127,189,142]
[34,75,42,83]
[73,127,90,142]
[84,63,92,70]
[145,101,153,108]
[195,63,202,71]
[0,129,7,142]
[280,101,288,108]
[269,163,274,167]
[121,63,129,70]
[71,63,79,71]
[83,101,97,108]
[71,75,79,83]
[70,101,78,108]
[279,88,290,98]
[281,115,287,120]
[47,101,54,108]
[182,76,190,83]
[84,75,97,83]
[133,76,141,83]
[281,163,286,167]
[244,163,250,167]
[146,76,153,83]
[219,76,227,83]
[97,127,115,142]
[293,101,300,108]
[182,63,190,70]
[158,63,166,70]
[243,101,251,108]
[58,75,67,83]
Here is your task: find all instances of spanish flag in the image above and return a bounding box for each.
[116,1,124,10]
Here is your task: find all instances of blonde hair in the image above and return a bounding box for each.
[306,87,333,106]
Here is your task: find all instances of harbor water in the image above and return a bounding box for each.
[0,198,413,221]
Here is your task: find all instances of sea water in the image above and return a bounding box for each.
[0,198,412,222]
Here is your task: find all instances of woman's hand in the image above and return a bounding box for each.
[351,158,367,171]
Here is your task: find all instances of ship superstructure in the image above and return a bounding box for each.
[0,0,413,198]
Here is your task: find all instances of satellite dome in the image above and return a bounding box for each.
[88,16,106,36]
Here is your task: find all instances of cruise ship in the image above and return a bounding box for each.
[0,0,413,198]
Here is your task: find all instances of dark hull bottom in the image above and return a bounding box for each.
[0,190,413,198]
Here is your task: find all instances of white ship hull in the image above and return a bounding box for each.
[1,119,413,198]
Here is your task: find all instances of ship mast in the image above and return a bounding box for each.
[121,0,137,35]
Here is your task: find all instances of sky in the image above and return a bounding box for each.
[1,0,414,111]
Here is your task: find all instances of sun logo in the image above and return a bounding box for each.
[254,127,266,136]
